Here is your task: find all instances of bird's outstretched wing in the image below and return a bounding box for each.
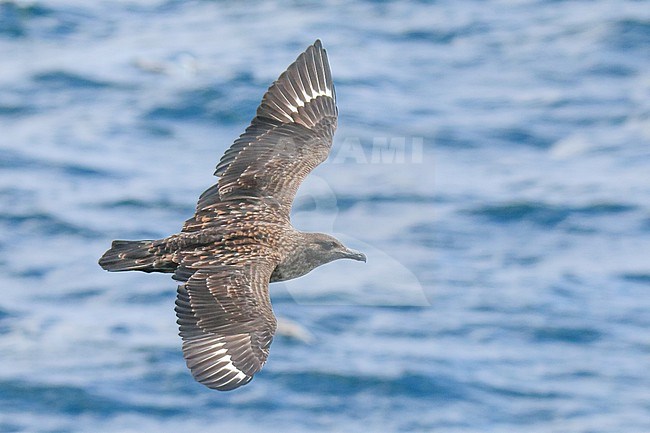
[174,252,277,391]
[195,40,337,215]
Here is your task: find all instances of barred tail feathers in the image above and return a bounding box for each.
[99,240,176,273]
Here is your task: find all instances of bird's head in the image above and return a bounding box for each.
[272,232,366,283]
[303,232,367,267]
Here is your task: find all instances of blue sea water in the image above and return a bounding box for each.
[1,0,649,431]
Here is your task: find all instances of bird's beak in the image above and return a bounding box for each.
[343,248,367,262]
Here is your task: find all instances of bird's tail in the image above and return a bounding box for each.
[99,240,175,273]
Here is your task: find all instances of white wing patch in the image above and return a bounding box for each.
[285,88,333,114]
[184,335,250,389]
[258,40,335,122]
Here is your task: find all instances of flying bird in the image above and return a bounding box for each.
[99,40,366,391]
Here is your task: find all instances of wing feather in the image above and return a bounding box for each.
[174,258,277,391]
[198,40,337,214]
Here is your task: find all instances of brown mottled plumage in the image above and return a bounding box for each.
[99,40,365,391]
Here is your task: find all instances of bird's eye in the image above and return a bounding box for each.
[317,240,337,249]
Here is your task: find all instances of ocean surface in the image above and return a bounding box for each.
[1,0,649,432]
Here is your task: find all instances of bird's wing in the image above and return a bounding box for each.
[174,251,277,391]
[196,40,337,215]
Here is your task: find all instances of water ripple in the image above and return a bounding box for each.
[606,18,650,51]
[0,212,101,238]
[32,71,116,90]
[0,380,182,417]
[465,201,637,227]
[145,79,259,124]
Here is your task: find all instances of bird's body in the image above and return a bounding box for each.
[99,40,365,391]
